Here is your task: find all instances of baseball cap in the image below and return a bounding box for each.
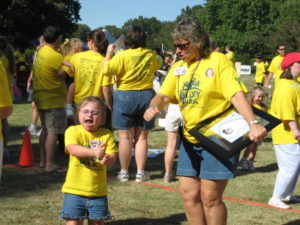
[281,52,300,70]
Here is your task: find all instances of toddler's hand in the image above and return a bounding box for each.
[99,154,109,165]
[95,143,106,160]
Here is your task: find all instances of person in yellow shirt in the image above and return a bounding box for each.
[103,26,161,182]
[264,44,286,88]
[254,55,266,86]
[268,52,300,209]
[0,61,13,181]
[0,36,15,159]
[144,18,266,225]
[240,86,268,170]
[61,30,112,113]
[58,38,83,120]
[61,96,117,225]
[32,26,67,172]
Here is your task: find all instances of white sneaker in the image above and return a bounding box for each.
[281,195,300,203]
[240,159,249,170]
[117,171,129,182]
[248,160,255,171]
[135,171,150,182]
[35,128,42,137]
[268,197,290,209]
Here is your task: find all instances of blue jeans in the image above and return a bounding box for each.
[113,89,155,130]
[177,137,239,179]
[60,193,111,221]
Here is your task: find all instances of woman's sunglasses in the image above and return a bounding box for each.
[174,42,190,50]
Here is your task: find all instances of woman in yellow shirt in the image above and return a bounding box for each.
[144,18,266,225]
[268,52,300,209]
[103,26,161,182]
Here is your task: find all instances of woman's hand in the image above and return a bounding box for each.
[287,120,300,141]
[143,105,160,121]
[248,124,267,143]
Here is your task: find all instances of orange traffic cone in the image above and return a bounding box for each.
[18,129,34,166]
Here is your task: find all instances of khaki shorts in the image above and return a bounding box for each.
[39,108,66,134]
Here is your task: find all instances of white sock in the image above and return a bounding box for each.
[137,170,144,174]
[29,124,36,130]
[121,169,128,174]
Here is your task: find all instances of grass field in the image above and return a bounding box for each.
[1,75,300,225]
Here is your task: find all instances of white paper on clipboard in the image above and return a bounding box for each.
[114,34,126,53]
[210,112,249,143]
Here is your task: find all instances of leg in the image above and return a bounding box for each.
[118,128,134,170]
[272,144,300,198]
[39,128,47,167]
[31,102,39,125]
[178,176,207,225]
[45,132,58,171]
[201,179,228,225]
[247,143,258,161]
[66,220,83,225]
[88,220,104,225]
[165,131,178,175]
[2,119,9,148]
[134,128,149,171]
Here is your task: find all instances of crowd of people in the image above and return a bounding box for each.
[1,17,300,225]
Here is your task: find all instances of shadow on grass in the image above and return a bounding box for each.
[0,166,66,198]
[107,213,186,225]
[283,220,300,225]
[235,163,278,176]
[1,143,172,198]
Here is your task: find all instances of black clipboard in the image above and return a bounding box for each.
[188,107,281,159]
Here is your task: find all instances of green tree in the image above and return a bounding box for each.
[268,0,300,53]
[177,0,300,63]
[104,25,123,39]
[122,16,163,49]
[0,0,81,47]
[71,24,91,42]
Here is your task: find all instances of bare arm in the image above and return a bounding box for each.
[66,143,106,159]
[287,120,300,141]
[27,71,33,92]
[231,91,267,142]
[102,85,113,111]
[57,68,67,80]
[98,152,117,165]
[264,72,274,87]
[144,93,171,121]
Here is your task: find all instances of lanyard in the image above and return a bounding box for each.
[177,60,201,105]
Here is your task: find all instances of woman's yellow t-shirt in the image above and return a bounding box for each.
[32,45,66,109]
[103,47,161,90]
[159,52,245,143]
[65,51,114,104]
[271,79,300,144]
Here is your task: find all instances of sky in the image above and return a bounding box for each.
[79,0,205,29]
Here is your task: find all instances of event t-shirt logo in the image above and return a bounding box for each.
[179,78,201,104]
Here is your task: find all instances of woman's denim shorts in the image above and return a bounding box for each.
[113,89,155,130]
[176,137,239,180]
[60,193,111,221]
